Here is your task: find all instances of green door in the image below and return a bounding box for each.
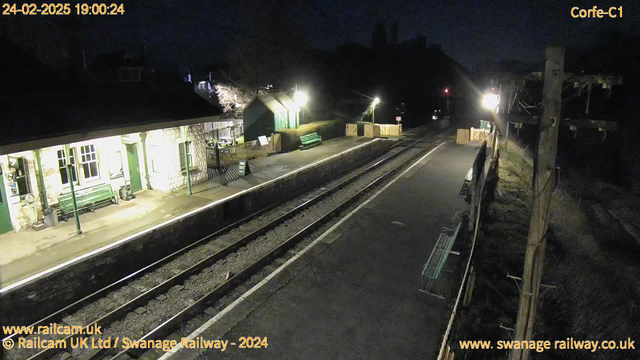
[126,144,143,193]
[0,167,14,234]
[274,112,288,130]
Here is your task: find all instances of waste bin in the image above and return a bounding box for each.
[43,208,58,227]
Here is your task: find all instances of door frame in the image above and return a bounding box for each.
[0,165,15,234]
[125,144,143,193]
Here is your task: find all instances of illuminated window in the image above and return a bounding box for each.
[10,157,31,196]
[80,144,99,180]
[108,151,124,179]
[178,142,193,172]
[57,148,78,185]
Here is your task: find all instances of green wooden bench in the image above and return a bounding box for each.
[58,183,118,221]
[299,132,322,150]
[419,221,462,298]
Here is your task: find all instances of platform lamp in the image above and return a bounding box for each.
[371,97,381,124]
[293,85,309,127]
[64,144,82,235]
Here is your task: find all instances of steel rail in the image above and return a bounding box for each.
[22,129,444,360]
[110,139,440,360]
[4,129,424,343]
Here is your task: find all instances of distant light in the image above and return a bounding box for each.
[293,91,309,106]
[444,88,449,94]
[372,97,381,107]
[482,94,499,110]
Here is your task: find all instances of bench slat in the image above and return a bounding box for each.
[58,183,116,215]
[299,132,322,148]
[421,222,462,280]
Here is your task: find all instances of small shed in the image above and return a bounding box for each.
[242,93,300,141]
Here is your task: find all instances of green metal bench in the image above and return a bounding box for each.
[299,132,322,150]
[419,221,462,298]
[58,183,118,221]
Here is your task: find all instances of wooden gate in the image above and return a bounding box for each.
[345,123,357,137]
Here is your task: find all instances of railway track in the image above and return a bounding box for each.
[4,127,452,360]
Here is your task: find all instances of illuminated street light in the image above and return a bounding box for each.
[371,97,381,124]
[293,91,309,106]
[482,94,499,110]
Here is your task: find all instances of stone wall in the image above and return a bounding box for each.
[1,123,208,232]
[1,138,393,327]
[147,124,207,192]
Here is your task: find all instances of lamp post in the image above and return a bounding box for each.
[371,97,380,124]
[293,89,308,127]
[64,144,82,235]
[444,87,450,114]
[482,93,499,111]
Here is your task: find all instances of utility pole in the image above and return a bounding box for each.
[510,46,564,360]
[372,104,376,124]
[64,144,82,235]
[182,126,192,197]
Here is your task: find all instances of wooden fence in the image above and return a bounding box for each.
[378,124,402,136]
[363,123,402,138]
[206,133,281,168]
[364,124,380,138]
[470,127,492,143]
[345,123,358,137]
[437,127,501,360]
[456,129,470,144]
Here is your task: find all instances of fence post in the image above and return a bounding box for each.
[215,145,221,169]
[463,266,476,307]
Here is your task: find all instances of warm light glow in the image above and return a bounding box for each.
[372,97,381,107]
[293,91,309,106]
[482,94,499,110]
[444,88,449,94]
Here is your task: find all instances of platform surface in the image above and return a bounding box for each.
[186,142,477,360]
[0,136,377,287]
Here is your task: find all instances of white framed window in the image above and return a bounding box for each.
[108,150,124,179]
[57,148,78,185]
[80,144,100,180]
[9,156,31,196]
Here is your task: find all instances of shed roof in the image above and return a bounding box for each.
[0,85,221,154]
[249,92,300,114]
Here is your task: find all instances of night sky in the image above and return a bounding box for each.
[5,0,640,70]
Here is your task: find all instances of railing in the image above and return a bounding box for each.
[438,126,501,360]
[206,134,282,170]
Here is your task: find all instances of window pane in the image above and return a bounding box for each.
[17,177,29,195]
[179,143,186,171]
[14,157,30,195]
[79,144,99,179]
[90,162,99,177]
[60,169,69,185]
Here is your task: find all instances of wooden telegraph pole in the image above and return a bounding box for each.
[510,46,564,360]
